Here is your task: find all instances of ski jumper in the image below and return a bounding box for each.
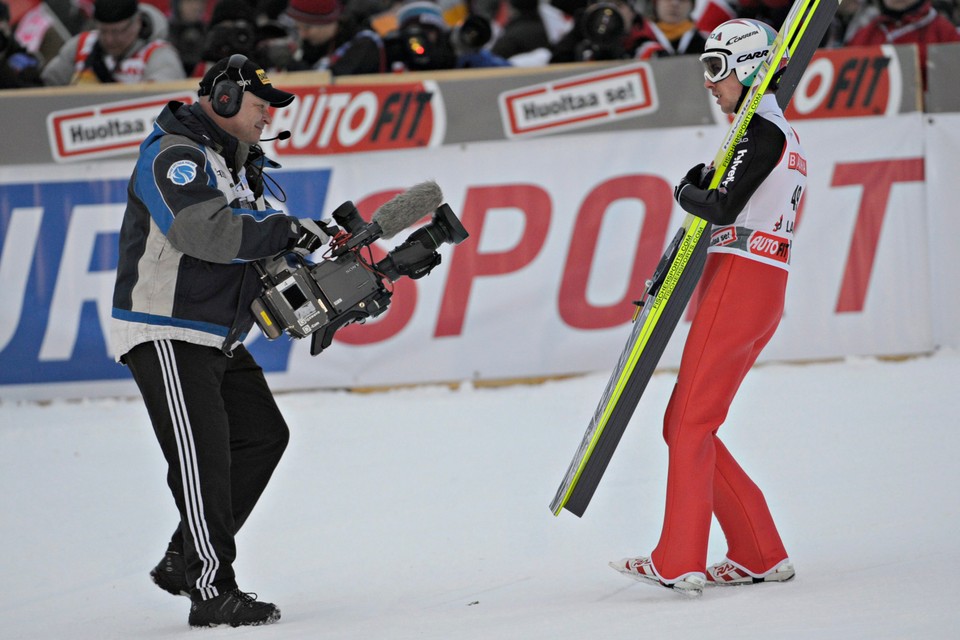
[652,94,806,581]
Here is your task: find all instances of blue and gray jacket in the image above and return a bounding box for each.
[111,100,298,359]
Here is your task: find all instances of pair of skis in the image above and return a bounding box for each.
[550,0,842,517]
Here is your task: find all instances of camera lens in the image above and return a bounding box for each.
[408,204,469,252]
[375,204,468,282]
[583,4,625,47]
[458,15,492,50]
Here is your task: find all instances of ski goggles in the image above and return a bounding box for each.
[700,47,772,83]
[699,51,731,83]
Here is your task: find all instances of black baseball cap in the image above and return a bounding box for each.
[198,55,295,108]
[94,0,139,24]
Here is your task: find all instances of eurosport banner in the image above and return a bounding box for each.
[0,114,934,401]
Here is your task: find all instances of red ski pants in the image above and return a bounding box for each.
[651,252,789,580]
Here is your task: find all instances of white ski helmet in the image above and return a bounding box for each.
[699,19,782,87]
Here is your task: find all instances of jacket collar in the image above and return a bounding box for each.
[153,101,251,172]
[878,0,931,24]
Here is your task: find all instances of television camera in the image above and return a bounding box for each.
[251,182,468,356]
[574,2,628,61]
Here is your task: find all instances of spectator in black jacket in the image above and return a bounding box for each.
[491,0,552,60]
[551,0,658,62]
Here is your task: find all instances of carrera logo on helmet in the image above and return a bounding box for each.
[737,50,768,63]
[727,30,759,45]
[710,31,722,40]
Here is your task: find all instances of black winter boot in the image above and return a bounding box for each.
[188,589,281,628]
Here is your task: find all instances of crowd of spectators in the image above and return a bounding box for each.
[1,0,958,89]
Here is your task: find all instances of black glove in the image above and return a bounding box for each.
[673,163,715,203]
[290,218,331,256]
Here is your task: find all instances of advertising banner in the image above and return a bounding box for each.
[0,45,921,166]
[0,43,948,401]
[0,113,934,401]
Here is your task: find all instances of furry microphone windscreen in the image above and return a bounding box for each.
[372,181,444,239]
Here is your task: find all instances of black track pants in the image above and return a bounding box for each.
[125,340,289,601]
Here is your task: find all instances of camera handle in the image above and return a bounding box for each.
[310,308,382,356]
[254,251,312,286]
[251,261,278,297]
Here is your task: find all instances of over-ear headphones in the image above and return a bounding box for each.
[209,54,248,118]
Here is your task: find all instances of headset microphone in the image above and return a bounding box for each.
[260,130,291,142]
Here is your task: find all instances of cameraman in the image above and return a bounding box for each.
[190,0,259,77]
[111,55,328,628]
[550,0,657,62]
[323,0,460,75]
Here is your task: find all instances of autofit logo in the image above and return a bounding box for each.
[749,231,790,263]
[498,63,658,139]
[46,92,195,162]
[266,82,445,156]
[786,46,897,120]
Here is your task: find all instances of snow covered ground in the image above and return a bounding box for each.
[2,350,958,639]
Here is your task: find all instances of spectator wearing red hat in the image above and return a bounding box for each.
[287,0,345,25]
[41,0,185,85]
[847,0,960,89]
[285,0,359,70]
